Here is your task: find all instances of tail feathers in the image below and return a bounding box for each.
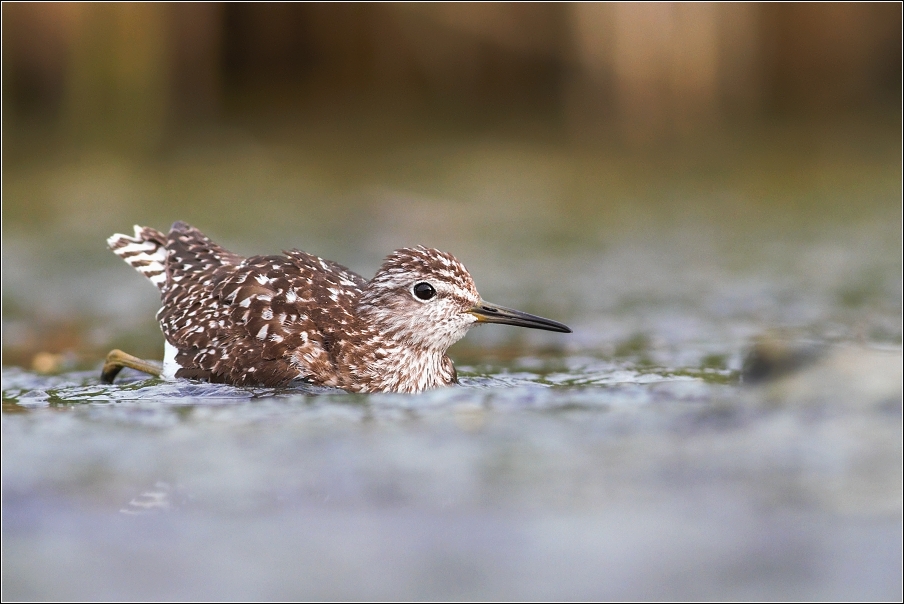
[108,225,169,290]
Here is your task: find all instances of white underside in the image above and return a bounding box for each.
[161,341,179,380]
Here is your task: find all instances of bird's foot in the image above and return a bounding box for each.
[101,349,163,383]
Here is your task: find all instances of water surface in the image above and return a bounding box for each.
[3,120,901,599]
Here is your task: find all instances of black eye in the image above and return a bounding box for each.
[413,282,436,301]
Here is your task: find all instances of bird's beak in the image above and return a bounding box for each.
[467,301,572,333]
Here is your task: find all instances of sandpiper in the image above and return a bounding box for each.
[102,221,571,393]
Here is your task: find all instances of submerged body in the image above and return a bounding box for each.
[107,222,570,393]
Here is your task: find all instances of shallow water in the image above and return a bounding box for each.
[2,120,902,599]
[3,352,901,600]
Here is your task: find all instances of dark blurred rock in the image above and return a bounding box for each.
[741,337,825,384]
[743,337,902,411]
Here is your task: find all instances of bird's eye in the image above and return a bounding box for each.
[413,282,436,301]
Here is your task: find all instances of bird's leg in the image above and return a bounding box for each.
[101,349,163,383]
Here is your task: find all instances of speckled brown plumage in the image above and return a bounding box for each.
[108,221,570,393]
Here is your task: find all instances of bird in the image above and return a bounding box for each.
[101,221,571,393]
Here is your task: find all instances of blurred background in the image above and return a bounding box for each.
[2,2,901,367]
[3,5,902,601]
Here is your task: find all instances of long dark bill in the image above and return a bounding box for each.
[468,301,572,333]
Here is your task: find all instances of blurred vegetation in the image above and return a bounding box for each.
[2,3,900,152]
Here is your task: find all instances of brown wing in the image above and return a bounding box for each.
[159,224,366,387]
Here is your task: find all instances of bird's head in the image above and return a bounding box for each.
[358,246,570,352]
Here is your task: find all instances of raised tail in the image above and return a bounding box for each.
[107,225,169,291]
